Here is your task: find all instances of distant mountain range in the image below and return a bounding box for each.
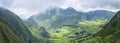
[28,7,115,28]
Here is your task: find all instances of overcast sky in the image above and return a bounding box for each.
[0,0,120,19]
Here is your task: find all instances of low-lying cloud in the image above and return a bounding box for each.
[0,0,120,19]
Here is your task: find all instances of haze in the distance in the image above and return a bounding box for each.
[0,0,120,19]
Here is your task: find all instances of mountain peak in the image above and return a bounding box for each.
[66,7,74,10]
[65,7,76,11]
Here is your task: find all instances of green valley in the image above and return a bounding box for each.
[0,5,119,43]
[26,7,117,43]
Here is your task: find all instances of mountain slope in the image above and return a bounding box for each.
[95,11,120,42]
[0,7,36,43]
[0,17,23,43]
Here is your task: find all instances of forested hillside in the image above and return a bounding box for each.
[78,11,120,43]
[94,11,120,43]
[0,7,39,43]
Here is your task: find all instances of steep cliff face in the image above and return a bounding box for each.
[0,7,33,43]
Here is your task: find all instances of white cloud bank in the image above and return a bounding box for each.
[0,0,120,19]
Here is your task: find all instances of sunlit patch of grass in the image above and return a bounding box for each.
[78,20,104,26]
[30,20,107,43]
[49,28,70,38]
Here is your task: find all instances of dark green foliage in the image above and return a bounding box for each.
[39,27,51,38]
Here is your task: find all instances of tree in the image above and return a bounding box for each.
[40,27,51,38]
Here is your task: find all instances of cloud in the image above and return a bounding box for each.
[0,0,14,7]
[8,0,65,19]
[0,0,120,19]
[10,8,39,19]
[60,0,120,12]
[10,0,64,12]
